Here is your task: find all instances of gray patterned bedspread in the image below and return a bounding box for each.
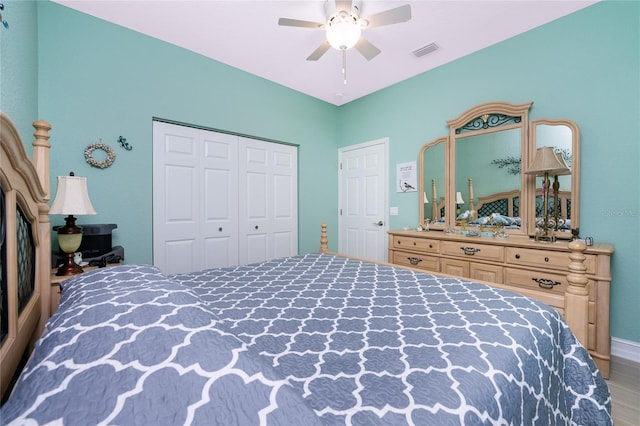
[2,254,611,425]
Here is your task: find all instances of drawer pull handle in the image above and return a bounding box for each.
[532,278,561,289]
[544,257,549,262]
[515,254,521,259]
[460,247,481,255]
[407,257,422,265]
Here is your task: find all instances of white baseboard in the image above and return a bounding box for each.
[611,337,640,363]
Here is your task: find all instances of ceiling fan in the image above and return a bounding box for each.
[278,0,411,82]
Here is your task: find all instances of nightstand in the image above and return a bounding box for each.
[50,264,119,315]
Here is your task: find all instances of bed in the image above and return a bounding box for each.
[1,113,612,425]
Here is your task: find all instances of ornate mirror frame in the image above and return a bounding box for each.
[418,137,448,230]
[447,101,533,236]
[528,118,580,238]
[419,101,580,240]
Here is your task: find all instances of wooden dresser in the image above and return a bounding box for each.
[388,229,614,377]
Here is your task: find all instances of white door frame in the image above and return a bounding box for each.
[338,138,389,261]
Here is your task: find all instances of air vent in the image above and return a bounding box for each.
[413,42,439,58]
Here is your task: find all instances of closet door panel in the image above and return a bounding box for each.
[239,138,297,264]
[153,122,201,274]
[240,142,270,264]
[201,133,239,269]
[272,157,297,259]
[155,122,297,273]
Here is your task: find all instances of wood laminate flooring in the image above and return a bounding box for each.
[608,356,640,425]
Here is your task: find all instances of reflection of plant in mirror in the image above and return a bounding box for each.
[491,156,521,175]
[556,148,572,167]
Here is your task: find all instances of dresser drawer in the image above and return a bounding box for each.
[441,258,469,277]
[505,268,568,295]
[470,263,504,284]
[393,236,440,253]
[392,250,439,272]
[441,241,504,262]
[505,247,596,274]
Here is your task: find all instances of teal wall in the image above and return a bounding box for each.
[1,1,637,344]
[0,0,38,140]
[339,1,639,344]
[35,2,340,259]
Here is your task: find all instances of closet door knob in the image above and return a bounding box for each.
[218,227,223,232]
[255,225,259,230]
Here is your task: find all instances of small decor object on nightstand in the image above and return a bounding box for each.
[49,172,97,275]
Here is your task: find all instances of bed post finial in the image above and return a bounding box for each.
[319,223,328,253]
[565,239,589,347]
[32,119,52,200]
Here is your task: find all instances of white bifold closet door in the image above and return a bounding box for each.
[153,121,297,274]
[238,137,298,265]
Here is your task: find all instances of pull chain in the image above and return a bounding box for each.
[342,48,348,85]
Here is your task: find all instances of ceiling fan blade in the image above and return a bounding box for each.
[307,40,331,61]
[362,4,411,28]
[278,17,323,29]
[355,37,381,61]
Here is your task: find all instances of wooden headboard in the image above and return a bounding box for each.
[469,177,571,223]
[474,188,522,218]
[0,113,52,400]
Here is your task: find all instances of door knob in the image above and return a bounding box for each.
[373,220,384,227]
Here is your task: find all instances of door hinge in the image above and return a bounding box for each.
[339,162,342,170]
[340,208,342,215]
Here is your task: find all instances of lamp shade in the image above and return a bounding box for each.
[455,192,464,204]
[49,175,97,215]
[525,147,571,176]
[554,152,572,176]
[423,192,429,204]
[326,13,361,50]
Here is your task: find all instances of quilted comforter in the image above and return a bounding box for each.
[1,253,611,425]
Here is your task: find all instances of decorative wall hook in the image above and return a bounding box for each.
[0,4,10,29]
[117,136,132,151]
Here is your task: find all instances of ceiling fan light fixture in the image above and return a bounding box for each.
[326,13,361,50]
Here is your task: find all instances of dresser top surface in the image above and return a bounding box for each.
[388,230,615,255]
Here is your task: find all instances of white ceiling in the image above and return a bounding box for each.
[52,0,597,106]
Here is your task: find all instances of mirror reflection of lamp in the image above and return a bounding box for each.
[525,147,570,242]
[455,191,464,214]
[49,172,97,275]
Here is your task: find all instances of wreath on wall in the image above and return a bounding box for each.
[84,142,116,169]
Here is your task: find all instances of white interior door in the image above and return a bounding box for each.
[153,121,239,274]
[239,137,298,264]
[338,139,388,262]
[201,131,239,269]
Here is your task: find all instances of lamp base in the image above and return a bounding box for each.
[534,230,557,243]
[56,252,84,276]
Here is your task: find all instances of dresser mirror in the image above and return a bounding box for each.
[454,127,522,228]
[419,101,580,240]
[529,119,580,237]
[418,137,447,230]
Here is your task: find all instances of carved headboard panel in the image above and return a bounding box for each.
[0,113,52,400]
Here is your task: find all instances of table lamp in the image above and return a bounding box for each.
[525,147,570,242]
[455,191,464,215]
[49,172,97,275]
